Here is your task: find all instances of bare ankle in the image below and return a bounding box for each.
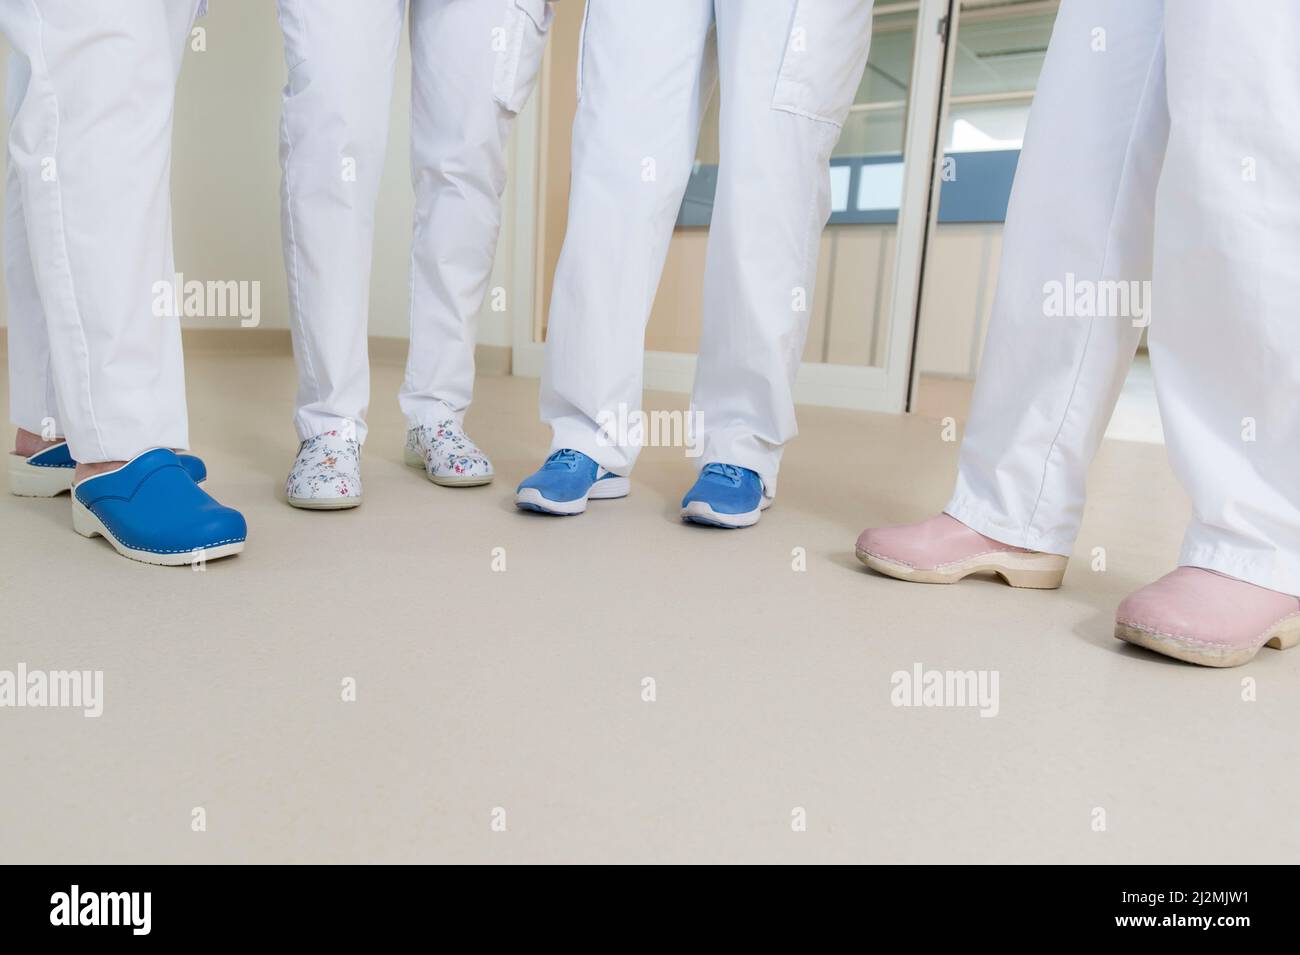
[13,428,62,458]
[74,461,127,484]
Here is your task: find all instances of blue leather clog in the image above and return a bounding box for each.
[71,449,245,566]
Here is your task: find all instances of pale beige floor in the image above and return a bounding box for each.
[2,342,1297,864]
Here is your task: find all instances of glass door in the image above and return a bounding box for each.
[909,0,1059,416]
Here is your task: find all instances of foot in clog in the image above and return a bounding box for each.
[1115,567,1300,667]
[72,448,245,566]
[9,439,206,497]
[404,421,493,487]
[285,430,362,509]
[855,513,1067,589]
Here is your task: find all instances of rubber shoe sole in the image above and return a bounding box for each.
[681,497,772,529]
[288,495,362,510]
[1114,613,1300,668]
[515,475,630,515]
[403,447,494,487]
[7,453,73,497]
[71,495,244,566]
[855,546,1067,589]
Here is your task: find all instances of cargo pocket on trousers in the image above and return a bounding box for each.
[771,0,873,128]
[493,0,554,113]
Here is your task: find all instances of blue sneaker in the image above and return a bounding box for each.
[515,449,629,515]
[72,448,246,565]
[8,441,206,497]
[680,463,772,528]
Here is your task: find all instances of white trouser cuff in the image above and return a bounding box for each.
[294,412,367,447]
[405,400,467,432]
[694,432,781,498]
[549,417,633,477]
[944,493,1075,558]
[1180,544,1300,598]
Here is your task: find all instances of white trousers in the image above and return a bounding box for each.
[540,0,874,494]
[278,0,552,444]
[948,0,1300,595]
[3,0,199,463]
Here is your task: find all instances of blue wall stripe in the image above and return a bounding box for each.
[676,149,1022,227]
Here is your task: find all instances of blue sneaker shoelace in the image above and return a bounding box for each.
[701,462,743,486]
[543,449,582,471]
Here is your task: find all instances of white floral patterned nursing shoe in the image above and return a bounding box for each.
[285,430,363,509]
[403,421,494,487]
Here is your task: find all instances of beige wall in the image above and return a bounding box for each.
[917,223,1002,378]
[537,0,584,338]
[0,0,518,346]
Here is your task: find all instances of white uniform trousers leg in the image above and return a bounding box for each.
[691,0,874,495]
[1,0,198,462]
[399,0,553,430]
[277,0,406,445]
[5,55,56,439]
[946,0,1167,555]
[539,0,719,475]
[1155,0,1300,594]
